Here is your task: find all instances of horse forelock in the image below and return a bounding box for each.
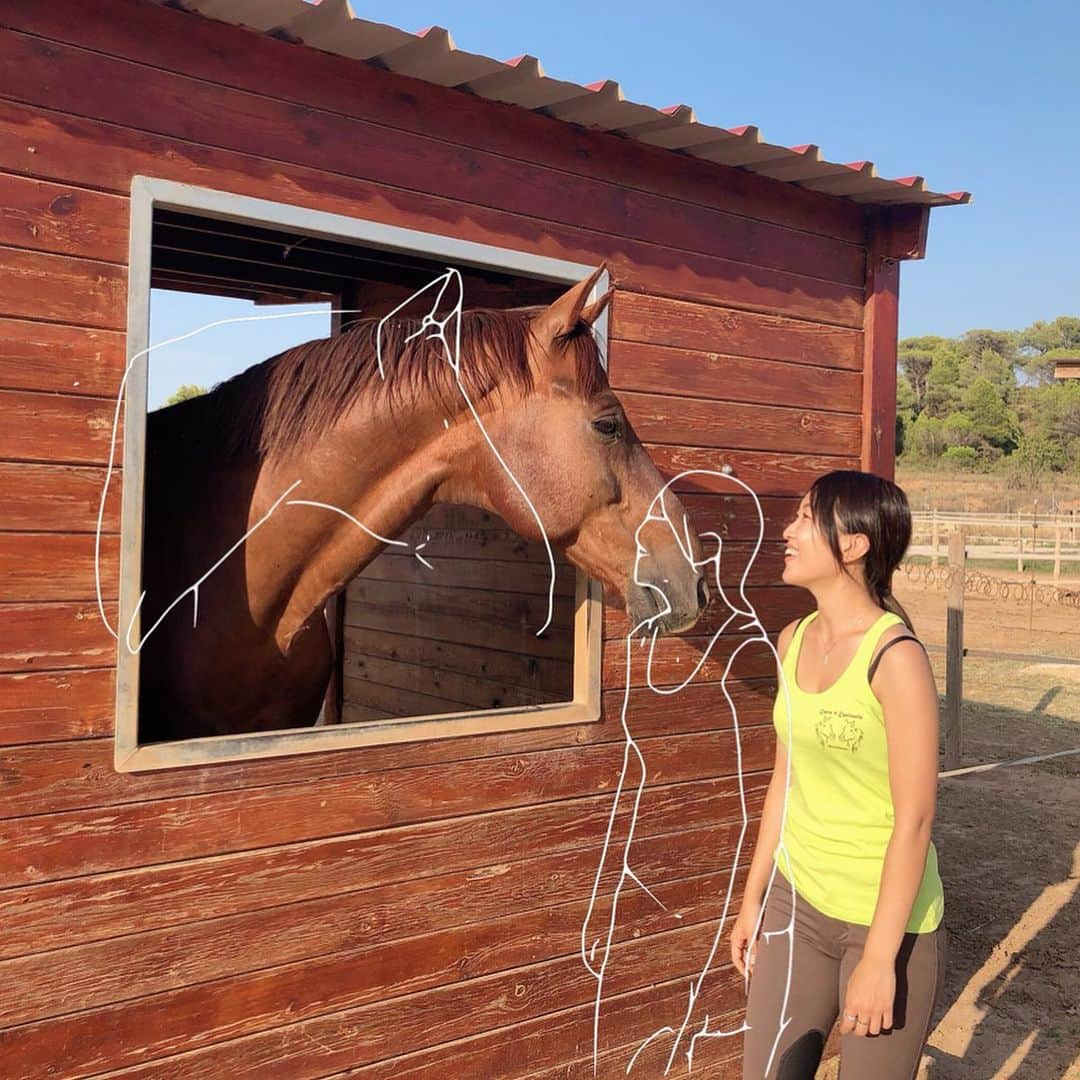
[163,307,608,465]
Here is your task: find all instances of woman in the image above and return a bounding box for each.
[733,470,947,1079]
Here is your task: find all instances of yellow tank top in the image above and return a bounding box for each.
[771,609,945,933]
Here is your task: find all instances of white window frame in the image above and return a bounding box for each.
[116,176,606,772]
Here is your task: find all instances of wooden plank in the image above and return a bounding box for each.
[344,627,572,690]
[343,658,566,713]
[346,579,571,627]
[0,389,118,464]
[0,667,113,745]
[610,339,861,413]
[0,245,125,330]
[0,727,774,885]
[676,492,798,542]
[362,549,576,598]
[0,98,854,333]
[0,171,127,262]
[0,865,750,1078]
[644,445,858,499]
[0,0,864,245]
[344,584,575,660]
[85,875,749,1079]
[0,30,864,292]
[0,821,751,1029]
[612,290,863,364]
[605,585,808,643]
[0,678,774,825]
[0,33,863,327]
[0,317,124,397]
[602,632,779,688]
[619,390,861,455]
[0,532,118,601]
[520,1008,745,1080]
[0,463,119,532]
[332,966,745,1080]
[0,600,114,673]
[0,570,790,682]
[341,673,492,718]
[0,767,769,963]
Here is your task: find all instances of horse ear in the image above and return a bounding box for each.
[533,263,608,344]
[580,287,613,327]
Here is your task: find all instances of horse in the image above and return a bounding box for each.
[138,266,710,742]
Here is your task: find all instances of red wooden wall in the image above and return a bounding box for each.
[0,0,902,1074]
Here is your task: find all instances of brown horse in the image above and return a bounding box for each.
[139,267,709,742]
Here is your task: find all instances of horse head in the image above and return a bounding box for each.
[448,266,710,636]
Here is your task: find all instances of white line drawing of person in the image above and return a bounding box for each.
[581,467,801,1078]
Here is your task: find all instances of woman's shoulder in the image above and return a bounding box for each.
[868,618,930,686]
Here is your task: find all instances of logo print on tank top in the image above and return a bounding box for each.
[814,708,865,752]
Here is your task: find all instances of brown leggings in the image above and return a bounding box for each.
[743,880,947,1079]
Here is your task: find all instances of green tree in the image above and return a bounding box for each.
[942,411,977,449]
[1006,433,1067,488]
[940,445,980,470]
[924,352,964,417]
[974,347,1016,399]
[909,413,947,459]
[961,377,1020,453]
[1018,380,1080,447]
[163,384,208,406]
[1016,317,1080,385]
[959,328,1018,365]
[898,350,933,415]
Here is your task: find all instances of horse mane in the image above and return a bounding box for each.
[150,306,608,464]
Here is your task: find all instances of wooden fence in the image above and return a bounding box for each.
[929,529,1080,770]
[912,509,1080,578]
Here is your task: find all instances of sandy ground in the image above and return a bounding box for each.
[817,575,1080,1079]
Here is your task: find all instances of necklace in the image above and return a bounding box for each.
[819,617,875,665]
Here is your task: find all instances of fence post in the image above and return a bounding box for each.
[1054,523,1062,582]
[931,509,940,568]
[944,529,965,772]
[1017,510,1023,573]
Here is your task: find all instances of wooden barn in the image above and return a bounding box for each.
[0,1,970,1075]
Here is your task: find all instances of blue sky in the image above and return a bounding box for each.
[150,0,1077,405]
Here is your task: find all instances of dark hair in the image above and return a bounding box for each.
[808,469,916,633]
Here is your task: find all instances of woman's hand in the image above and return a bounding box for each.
[730,901,762,983]
[839,954,896,1036]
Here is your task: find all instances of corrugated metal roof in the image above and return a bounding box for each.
[167,0,972,208]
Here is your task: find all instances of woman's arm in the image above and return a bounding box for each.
[865,632,939,957]
[840,631,940,1034]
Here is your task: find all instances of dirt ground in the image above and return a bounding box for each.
[818,574,1080,1079]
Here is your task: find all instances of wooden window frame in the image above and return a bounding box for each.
[116,176,606,772]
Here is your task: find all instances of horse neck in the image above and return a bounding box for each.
[246,386,494,650]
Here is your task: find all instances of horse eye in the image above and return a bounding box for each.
[592,416,620,439]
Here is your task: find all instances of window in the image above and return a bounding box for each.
[115,177,605,771]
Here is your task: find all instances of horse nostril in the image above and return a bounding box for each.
[696,576,709,610]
